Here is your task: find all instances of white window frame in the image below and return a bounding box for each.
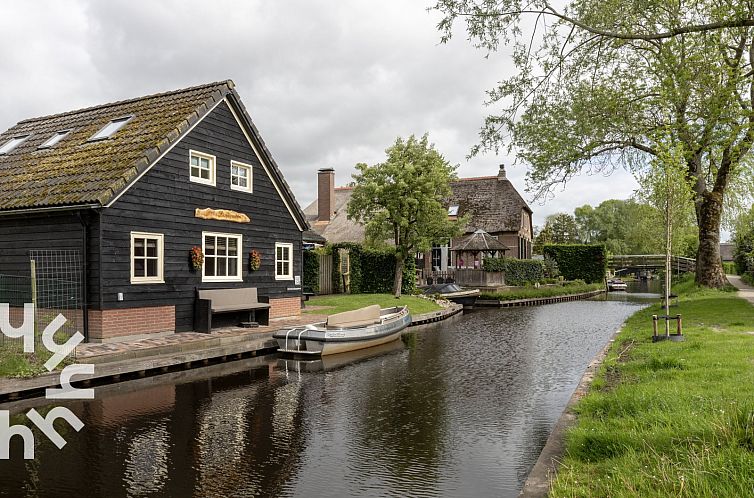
[189,150,217,186]
[0,135,30,155]
[38,130,72,149]
[230,160,253,193]
[130,232,165,284]
[275,242,294,281]
[88,116,133,141]
[202,232,243,282]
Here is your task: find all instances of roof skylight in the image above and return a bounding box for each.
[38,130,72,149]
[88,116,132,141]
[448,205,460,216]
[0,135,30,155]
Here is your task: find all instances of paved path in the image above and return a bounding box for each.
[727,275,754,305]
[76,314,327,361]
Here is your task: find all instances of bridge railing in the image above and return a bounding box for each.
[608,255,696,273]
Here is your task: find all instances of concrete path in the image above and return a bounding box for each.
[727,275,754,305]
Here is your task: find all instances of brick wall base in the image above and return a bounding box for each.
[269,297,301,319]
[88,306,175,341]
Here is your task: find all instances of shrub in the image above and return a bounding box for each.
[482,257,545,285]
[543,244,607,284]
[330,243,415,294]
[722,261,737,275]
[303,250,320,293]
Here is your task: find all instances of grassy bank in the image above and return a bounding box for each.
[305,293,442,316]
[480,281,604,301]
[0,348,49,378]
[550,276,754,496]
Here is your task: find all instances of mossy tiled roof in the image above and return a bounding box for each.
[0,81,235,210]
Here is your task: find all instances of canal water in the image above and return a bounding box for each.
[0,288,658,497]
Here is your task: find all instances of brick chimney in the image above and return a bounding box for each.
[317,168,335,222]
[498,163,507,180]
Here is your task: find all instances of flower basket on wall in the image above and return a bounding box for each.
[190,246,204,271]
[249,250,261,271]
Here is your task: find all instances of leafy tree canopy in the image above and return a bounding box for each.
[432,0,754,287]
[347,134,466,296]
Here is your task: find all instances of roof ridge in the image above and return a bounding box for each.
[17,80,234,125]
[453,175,498,182]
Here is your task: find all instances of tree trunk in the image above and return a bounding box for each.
[393,254,405,298]
[695,191,728,288]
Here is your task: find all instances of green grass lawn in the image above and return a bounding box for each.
[480,281,604,301]
[0,342,68,378]
[305,293,442,316]
[551,276,754,497]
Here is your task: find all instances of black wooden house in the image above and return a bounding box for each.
[0,81,308,342]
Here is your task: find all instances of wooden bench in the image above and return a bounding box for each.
[194,287,271,333]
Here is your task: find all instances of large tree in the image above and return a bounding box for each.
[433,0,754,287]
[348,134,466,297]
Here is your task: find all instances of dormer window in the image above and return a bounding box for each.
[0,135,29,155]
[88,116,132,141]
[38,130,72,149]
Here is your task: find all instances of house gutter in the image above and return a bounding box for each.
[0,204,101,216]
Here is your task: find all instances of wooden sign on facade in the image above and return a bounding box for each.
[194,208,251,223]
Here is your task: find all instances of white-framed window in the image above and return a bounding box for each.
[230,160,253,193]
[0,135,29,155]
[189,150,216,186]
[89,116,132,141]
[203,232,242,282]
[39,130,72,149]
[130,232,164,284]
[275,242,294,280]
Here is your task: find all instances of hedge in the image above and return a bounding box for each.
[303,250,320,293]
[482,258,545,285]
[330,243,415,294]
[543,244,607,284]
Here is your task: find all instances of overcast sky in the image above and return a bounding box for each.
[0,0,641,228]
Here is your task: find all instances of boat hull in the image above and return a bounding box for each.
[274,307,411,356]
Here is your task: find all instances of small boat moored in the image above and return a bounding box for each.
[607,278,628,291]
[274,305,411,356]
[422,283,480,309]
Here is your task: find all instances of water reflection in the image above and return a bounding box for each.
[0,298,647,497]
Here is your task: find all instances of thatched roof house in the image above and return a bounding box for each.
[304,165,533,260]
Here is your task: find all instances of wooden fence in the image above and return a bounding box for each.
[318,253,333,295]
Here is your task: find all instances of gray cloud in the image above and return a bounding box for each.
[0,0,640,228]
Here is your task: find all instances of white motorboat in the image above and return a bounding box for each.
[607,279,628,291]
[273,305,411,356]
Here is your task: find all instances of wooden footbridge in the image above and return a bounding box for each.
[608,254,696,276]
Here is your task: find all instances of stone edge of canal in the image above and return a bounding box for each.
[517,327,621,498]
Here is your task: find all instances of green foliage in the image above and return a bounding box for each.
[347,134,466,295]
[723,262,737,275]
[432,0,754,287]
[329,243,415,295]
[543,244,607,283]
[479,281,603,301]
[482,257,545,285]
[305,293,440,316]
[733,206,754,276]
[533,213,579,253]
[303,250,320,293]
